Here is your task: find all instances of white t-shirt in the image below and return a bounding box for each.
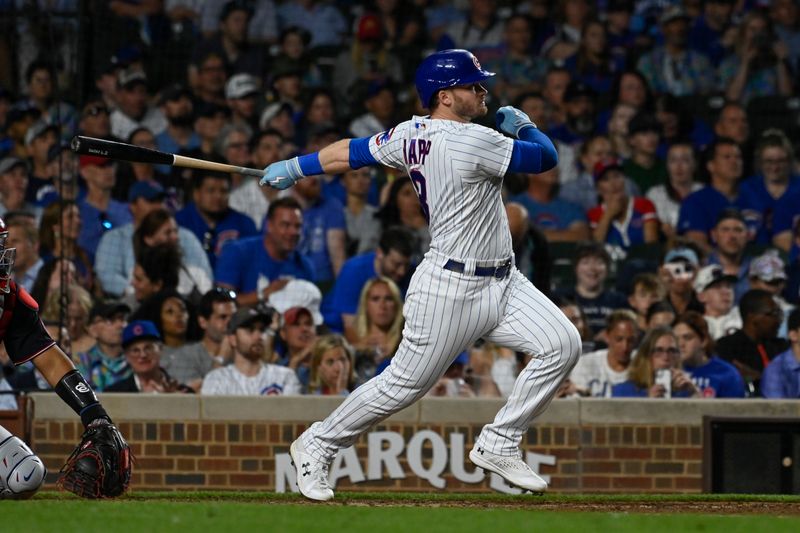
[705,309,742,341]
[200,363,302,396]
[569,349,630,398]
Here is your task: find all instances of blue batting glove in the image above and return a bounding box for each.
[260,157,303,190]
[496,106,537,138]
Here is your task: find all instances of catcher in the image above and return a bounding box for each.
[0,216,131,499]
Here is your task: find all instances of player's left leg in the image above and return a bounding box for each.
[0,424,46,499]
[472,269,581,490]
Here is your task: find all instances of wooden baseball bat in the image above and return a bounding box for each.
[70,135,264,178]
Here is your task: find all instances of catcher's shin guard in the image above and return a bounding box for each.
[0,426,46,499]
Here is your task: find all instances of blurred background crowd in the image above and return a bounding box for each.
[1,0,800,404]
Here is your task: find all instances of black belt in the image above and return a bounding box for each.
[443,258,512,279]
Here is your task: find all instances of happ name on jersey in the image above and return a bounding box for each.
[403,138,432,166]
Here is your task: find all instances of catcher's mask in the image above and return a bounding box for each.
[0,217,14,293]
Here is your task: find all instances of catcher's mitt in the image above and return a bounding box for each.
[58,420,132,498]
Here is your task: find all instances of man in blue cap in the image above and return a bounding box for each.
[106,320,189,393]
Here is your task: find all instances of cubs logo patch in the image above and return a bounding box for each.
[472,55,481,70]
[261,383,285,395]
[375,128,395,146]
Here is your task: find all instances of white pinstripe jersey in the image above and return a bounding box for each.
[368,116,514,262]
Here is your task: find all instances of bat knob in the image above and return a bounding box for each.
[70,136,80,153]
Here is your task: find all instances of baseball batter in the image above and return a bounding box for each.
[261,49,581,500]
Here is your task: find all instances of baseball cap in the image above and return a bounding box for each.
[627,112,661,136]
[452,351,469,366]
[128,180,166,202]
[564,81,595,102]
[158,83,192,106]
[122,320,162,349]
[268,279,323,326]
[24,121,58,146]
[225,73,259,100]
[117,68,147,89]
[227,307,272,334]
[281,306,314,327]
[0,157,28,175]
[592,158,623,182]
[660,5,691,26]
[79,154,111,168]
[259,102,293,131]
[749,251,787,282]
[89,300,131,321]
[357,14,382,41]
[693,265,738,293]
[664,247,700,266]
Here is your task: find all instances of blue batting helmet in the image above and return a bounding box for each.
[414,49,495,109]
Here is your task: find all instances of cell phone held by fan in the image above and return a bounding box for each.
[655,368,672,398]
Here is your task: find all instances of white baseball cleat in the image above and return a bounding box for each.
[469,446,548,493]
[290,439,334,501]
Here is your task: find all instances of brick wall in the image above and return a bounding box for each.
[32,419,703,493]
[29,395,799,494]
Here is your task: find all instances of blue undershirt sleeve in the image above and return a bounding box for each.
[348,137,378,169]
[508,126,558,174]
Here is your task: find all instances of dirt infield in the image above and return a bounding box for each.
[104,492,800,515]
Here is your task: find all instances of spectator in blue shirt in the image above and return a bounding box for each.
[677,137,750,252]
[762,307,800,398]
[673,311,745,398]
[96,183,211,297]
[612,326,700,398]
[77,155,133,262]
[175,170,258,268]
[321,226,414,333]
[510,166,589,242]
[286,171,346,286]
[155,84,200,173]
[277,0,347,49]
[216,197,314,308]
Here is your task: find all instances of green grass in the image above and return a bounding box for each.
[2,492,798,533]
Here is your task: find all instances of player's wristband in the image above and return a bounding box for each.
[55,369,111,427]
[297,153,324,176]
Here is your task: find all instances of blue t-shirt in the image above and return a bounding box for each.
[320,252,377,332]
[772,185,800,235]
[77,198,132,260]
[611,380,693,398]
[510,192,586,231]
[684,356,746,398]
[321,175,380,208]
[214,235,314,293]
[155,129,200,174]
[175,202,258,268]
[296,196,346,283]
[761,348,800,398]
[677,186,762,240]
[738,175,800,243]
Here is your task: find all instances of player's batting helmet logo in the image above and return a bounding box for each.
[414,49,495,109]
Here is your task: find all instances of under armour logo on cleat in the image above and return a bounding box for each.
[477,447,485,455]
[302,462,311,477]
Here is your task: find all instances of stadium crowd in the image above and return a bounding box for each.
[1,0,800,405]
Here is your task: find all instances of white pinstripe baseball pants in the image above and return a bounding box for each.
[300,253,582,462]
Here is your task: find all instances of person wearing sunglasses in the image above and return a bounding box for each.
[76,154,132,262]
[78,97,114,141]
[660,245,705,316]
[716,289,790,395]
[611,326,700,398]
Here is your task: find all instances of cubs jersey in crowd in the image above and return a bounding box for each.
[587,197,657,249]
[199,363,302,396]
[368,116,514,262]
[683,356,746,398]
